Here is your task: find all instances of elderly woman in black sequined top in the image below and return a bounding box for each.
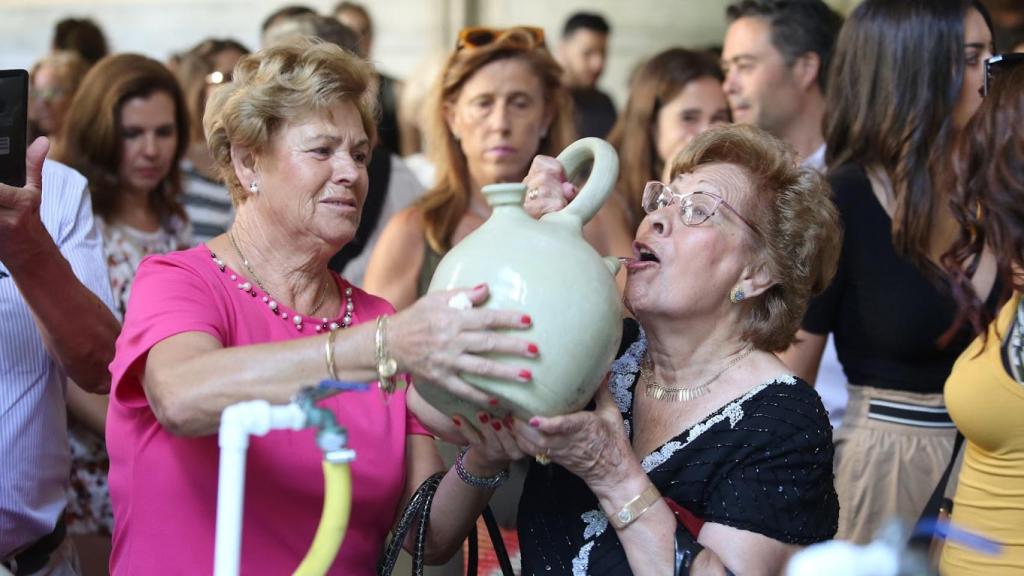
[505,125,842,575]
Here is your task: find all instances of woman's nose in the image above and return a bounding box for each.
[143,134,159,157]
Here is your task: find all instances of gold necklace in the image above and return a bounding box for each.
[642,346,753,402]
[228,231,330,318]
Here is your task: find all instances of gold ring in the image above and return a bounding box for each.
[526,189,541,201]
[535,450,551,466]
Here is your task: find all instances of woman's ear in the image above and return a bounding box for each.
[230,144,258,193]
[443,101,460,141]
[735,259,776,301]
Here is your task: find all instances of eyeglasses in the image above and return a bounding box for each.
[455,26,545,52]
[642,181,762,238]
[983,53,1024,97]
[29,86,66,103]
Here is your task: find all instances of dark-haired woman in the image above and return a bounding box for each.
[940,62,1024,576]
[781,0,999,544]
[54,54,191,570]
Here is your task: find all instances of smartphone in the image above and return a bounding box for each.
[0,69,29,187]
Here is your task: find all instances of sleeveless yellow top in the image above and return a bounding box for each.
[940,293,1024,575]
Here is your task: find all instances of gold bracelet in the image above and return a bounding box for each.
[607,483,661,530]
[375,315,398,394]
[324,327,339,381]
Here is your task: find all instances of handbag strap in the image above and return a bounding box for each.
[377,472,445,576]
[909,430,965,548]
[465,506,514,576]
[919,431,964,523]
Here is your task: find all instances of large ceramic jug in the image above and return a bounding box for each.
[421,138,623,427]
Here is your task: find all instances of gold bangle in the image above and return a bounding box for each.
[324,327,339,381]
[607,484,661,530]
[375,315,398,394]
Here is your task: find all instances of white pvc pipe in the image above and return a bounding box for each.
[214,400,307,576]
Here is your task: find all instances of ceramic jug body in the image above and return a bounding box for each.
[421,138,623,425]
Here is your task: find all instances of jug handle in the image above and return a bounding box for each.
[551,137,620,226]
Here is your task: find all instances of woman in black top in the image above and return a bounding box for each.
[781,0,998,543]
[500,124,841,575]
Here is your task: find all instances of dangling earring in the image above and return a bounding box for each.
[729,287,746,303]
[249,180,259,194]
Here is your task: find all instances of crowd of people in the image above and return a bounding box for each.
[2,1,1023,575]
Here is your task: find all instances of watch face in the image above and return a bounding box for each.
[617,510,632,523]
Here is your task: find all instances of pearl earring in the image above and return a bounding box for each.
[249,180,259,194]
[729,288,746,303]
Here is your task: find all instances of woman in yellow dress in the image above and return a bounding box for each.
[941,59,1024,575]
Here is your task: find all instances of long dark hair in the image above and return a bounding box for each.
[825,0,980,272]
[943,64,1024,342]
[55,54,189,223]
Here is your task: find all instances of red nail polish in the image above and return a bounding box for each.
[489,398,499,407]
[521,314,532,326]
[518,369,533,382]
[529,418,541,428]
[491,421,502,431]
[452,417,462,427]
[503,415,514,427]
[527,343,539,355]
[478,413,490,424]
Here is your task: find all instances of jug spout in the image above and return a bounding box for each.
[603,256,621,277]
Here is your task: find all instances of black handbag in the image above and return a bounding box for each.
[377,472,515,576]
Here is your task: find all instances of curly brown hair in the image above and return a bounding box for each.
[943,64,1024,342]
[670,124,842,352]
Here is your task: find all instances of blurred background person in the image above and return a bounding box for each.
[606,47,729,242]
[51,17,109,67]
[333,1,404,155]
[941,57,1024,576]
[364,26,580,574]
[782,0,997,544]
[722,0,847,430]
[364,26,582,310]
[53,53,192,574]
[175,38,250,245]
[558,11,616,139]
[57,54,192,317]
[259,4,316,47]
[28,50,90,150]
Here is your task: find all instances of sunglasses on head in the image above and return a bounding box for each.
[983,53,1024,97]
[455,26,545,52]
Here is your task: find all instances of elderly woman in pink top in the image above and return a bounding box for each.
[106,40,534,575]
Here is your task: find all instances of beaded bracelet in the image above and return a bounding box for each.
[455,446,509,490]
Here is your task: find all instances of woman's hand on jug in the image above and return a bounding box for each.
[456,411,528,474]
[390,284,538,408]
[523,155,578,219]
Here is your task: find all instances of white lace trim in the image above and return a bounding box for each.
[571,541,595,576]
[641,373,798,472]
[573,326,798,573]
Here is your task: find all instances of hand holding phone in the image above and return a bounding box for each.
[0,69,28,187]
[0,135,52,268]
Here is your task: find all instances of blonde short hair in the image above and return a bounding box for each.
[204,39,377,205]
[670,124,842,352]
